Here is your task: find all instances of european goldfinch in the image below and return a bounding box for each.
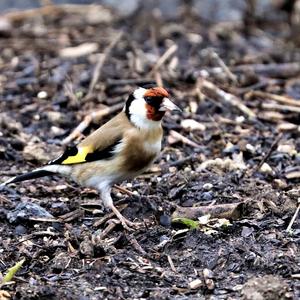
[1,87,181,230]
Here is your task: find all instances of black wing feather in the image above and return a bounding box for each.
[48,138,122,165]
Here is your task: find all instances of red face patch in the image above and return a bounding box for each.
[145,103,165,121]
[144,87,169,121]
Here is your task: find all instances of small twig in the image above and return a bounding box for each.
[93,204,128,227]
[149,44,178,75]
[114,185,134,196]
[168,155,196,168]
[262,102,300,114]
[154,71,163,87]
[200,79,256,119]
[167,255,177,273]
[168,130,202,148]
[28,217,62,223]
[85,31,123,100]
[286,199,300,232]
[126,234,147,255]
[107,78,155,87]
[0,195,13,205]
[64,79,79,106]
[172,202,243,220]
[255,132,283,173]
[97,219,120,240]
[62,103,123,145]
[197,62,300,79]
[16,231,59,245]
[58,209,84,223]
[209,51,237,83]
[247,91,300,107]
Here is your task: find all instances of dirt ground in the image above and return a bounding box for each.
[0,2,299,299]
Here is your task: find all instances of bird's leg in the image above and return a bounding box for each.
[100,186,137,231]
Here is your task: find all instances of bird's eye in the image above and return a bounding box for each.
[145,96,154,105]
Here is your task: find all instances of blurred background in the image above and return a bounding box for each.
[0,1,300,299]
[0,0,299,23]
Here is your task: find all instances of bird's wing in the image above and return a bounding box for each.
[49,112,131,165]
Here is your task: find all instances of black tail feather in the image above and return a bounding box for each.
[1,170,54,186]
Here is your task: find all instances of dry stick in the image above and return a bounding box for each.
[62,103,123,145]
[107,78,155,87]
[262,102,300,113]
[200,62,300,79]
[114,185,134,196]
[154,71,163,87]
[58,209,84,223]
[232,62,300,78]
[85,31,123,101]
[286,199,300,232]
[210,51,237,83]
[167,255,177,273]
[16,231,59,245]
[3,4,112,22]
[200,79,256,119]
[255,132,283,173]
[247,91,300,107]
[0,194,12,204]
[97,220,120,240]
[126,234,147,255]
[93,204,128,227]
[169,130,202,148]
[172,202,243,220]
[149,44,178,75]
[3,4,64,22]
[28,217,62,223]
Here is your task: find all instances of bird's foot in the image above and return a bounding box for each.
[118,216,141,231]
[110,204,141,231]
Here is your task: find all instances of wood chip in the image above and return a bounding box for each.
[59,43,99,58]
[200,79,256,119]
[172,202,243,220]
[188,279,202,289]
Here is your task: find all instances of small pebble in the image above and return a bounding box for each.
[277,144,296,156]
[203,268,214,278]
[189,279,202,289]
[273,179,287,189]
[246,144,255,153]
[235,116,245,123]
[15,224,27,235]
[201,191,213,201]
[37,91,48,99]
[203,183,213,191]
[160,214,171,227]
[132,190,139,196]
[259,162,273,175]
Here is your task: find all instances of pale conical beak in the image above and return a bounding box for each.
[159,98,182,112]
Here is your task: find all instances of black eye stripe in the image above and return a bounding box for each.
[145,96,163,108]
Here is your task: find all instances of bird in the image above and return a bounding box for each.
[1,86,181,230]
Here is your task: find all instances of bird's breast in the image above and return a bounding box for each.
[122,144,160,173]
[121,131,162,174]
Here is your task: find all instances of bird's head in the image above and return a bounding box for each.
[124,87,181,129]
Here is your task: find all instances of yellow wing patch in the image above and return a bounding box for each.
[62,146,91,164]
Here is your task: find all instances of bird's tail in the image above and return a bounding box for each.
[1,165,72,187]
[0,169,54,187]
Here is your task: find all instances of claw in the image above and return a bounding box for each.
[110,204,140,231]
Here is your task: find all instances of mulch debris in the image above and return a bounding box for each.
[0,2,299,299]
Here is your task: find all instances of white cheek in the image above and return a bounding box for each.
[129,98,147,119]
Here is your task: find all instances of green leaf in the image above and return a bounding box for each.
[172,217,199,229]
[2,258,25,285]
